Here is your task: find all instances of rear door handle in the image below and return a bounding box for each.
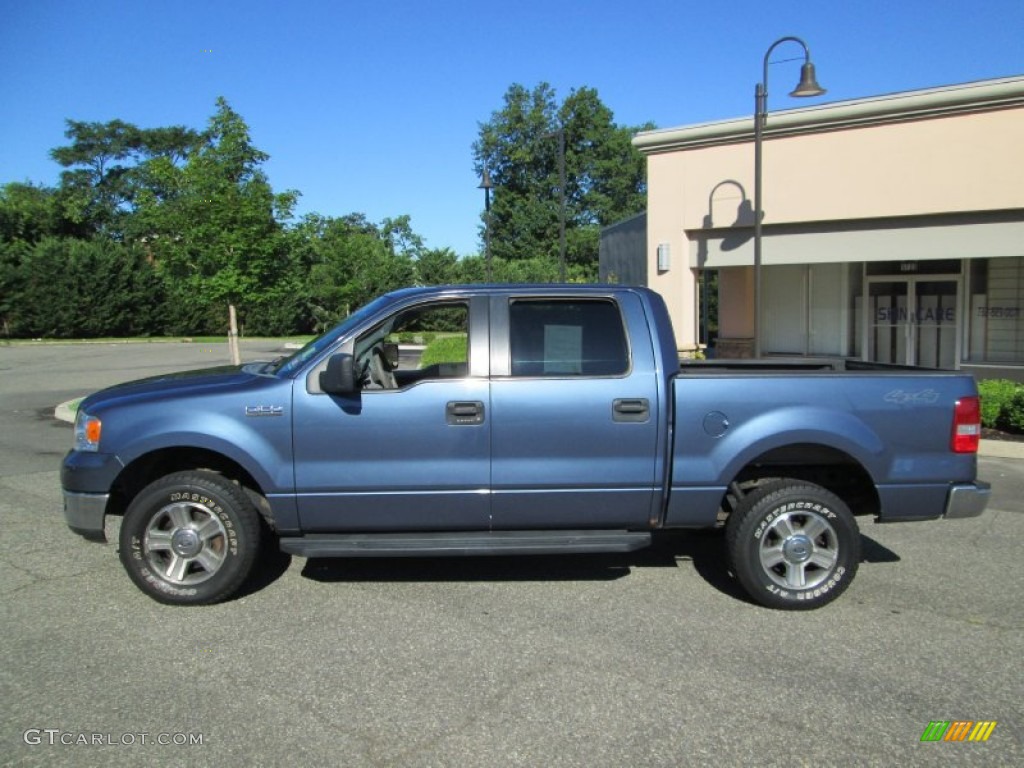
[447,401,485,425]
[613,398,650,423]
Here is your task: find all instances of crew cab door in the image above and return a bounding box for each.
[489,293,662,529]
[292,297,490,531]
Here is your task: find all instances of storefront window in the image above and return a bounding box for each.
[761,263,855,356]
[968,257,1024,364]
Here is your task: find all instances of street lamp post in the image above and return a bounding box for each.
[753,36,825,358]
[479,167,493,281]
[555,127,566,283]
[543,128,568,282]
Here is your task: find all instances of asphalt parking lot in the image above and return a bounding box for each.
[1,341,1022,767]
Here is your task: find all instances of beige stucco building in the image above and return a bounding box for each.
[631,75,1024,377]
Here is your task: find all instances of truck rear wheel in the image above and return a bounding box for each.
[119,470,261,605]
[725,480,860,610]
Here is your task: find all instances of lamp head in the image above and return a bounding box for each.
[478,168,493,190]
[790,61,826,98]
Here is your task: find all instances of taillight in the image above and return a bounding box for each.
[951,396,981,453]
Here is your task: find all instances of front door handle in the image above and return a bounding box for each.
[613,398,650,423]
[447,400,485,426]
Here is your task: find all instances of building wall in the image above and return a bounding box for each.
[598,212,647,286]
[646,153,699,350]
[638,77,1024,358]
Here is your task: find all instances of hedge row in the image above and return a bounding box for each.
[978,379,1024,433]
[418,335,468,369]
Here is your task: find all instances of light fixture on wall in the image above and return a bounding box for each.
[753,36,826,358]
[657,243,671,272]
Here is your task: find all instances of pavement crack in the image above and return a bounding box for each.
[0,556,93,597]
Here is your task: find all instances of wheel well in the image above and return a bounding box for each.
[108,448,274,528]
[729,443,880,518]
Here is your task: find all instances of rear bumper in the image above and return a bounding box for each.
[63,491,109,542]
[944,481,991,519]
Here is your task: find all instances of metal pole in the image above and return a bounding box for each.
[752,35,824,359]
[484,185,491,282]
[479,168,493,282]
[753,81,765,358]
[558,128,566,283]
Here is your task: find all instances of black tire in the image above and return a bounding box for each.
[725,480,860,610]
[119,470,262,605]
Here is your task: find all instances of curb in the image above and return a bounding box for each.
[978,440,1024,460]
[55,401,79,424]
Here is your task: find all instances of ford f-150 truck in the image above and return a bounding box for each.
[62,285,990,609]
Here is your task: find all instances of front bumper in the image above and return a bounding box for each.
[61,449,123,493]
[63,490,110,542]
[944,481,991,519]
[61,449,123,542]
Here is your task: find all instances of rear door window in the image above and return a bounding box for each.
[508,299,628,377]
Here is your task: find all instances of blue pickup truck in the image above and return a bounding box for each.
[62,285,990,609]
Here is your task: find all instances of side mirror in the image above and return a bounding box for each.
[381,342,400,369]
[319,353,357,395]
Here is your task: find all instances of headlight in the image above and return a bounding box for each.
[74,410,102,452]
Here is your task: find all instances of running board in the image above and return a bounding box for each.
[278,530,652,558]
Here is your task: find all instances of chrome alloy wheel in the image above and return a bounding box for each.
[142,501,228,585]
[757,510,839,590]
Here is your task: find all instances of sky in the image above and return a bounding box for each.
[1,0,1022,256]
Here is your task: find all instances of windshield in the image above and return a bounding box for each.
[267,296,392,377]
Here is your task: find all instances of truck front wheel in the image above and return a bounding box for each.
[119,470,262,605]
[725,480,860,610]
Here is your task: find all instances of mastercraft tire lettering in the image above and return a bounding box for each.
[118,470,261,606]
[725,480,861,610]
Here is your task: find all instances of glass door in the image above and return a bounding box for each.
[914,280,958,368]
[867,278,959,367]
[868,281,908,365]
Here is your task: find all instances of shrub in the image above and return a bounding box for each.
[978,379,1016,428]
[7,237,166,337]
[1006,389,1024,433]
[978,378,1024,432]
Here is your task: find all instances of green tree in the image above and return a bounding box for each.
[382,215,426,261]
[1,183,83,334]
[294,213,417,331]
[415,247,461,286]
[50,119,200,237]
[0,182,70,243]
[135,98,299,333]
[5,101,441,337]
[473,83,652,281]
[0,240,29,335]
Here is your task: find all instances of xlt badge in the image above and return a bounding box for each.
[245,405,284,417]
